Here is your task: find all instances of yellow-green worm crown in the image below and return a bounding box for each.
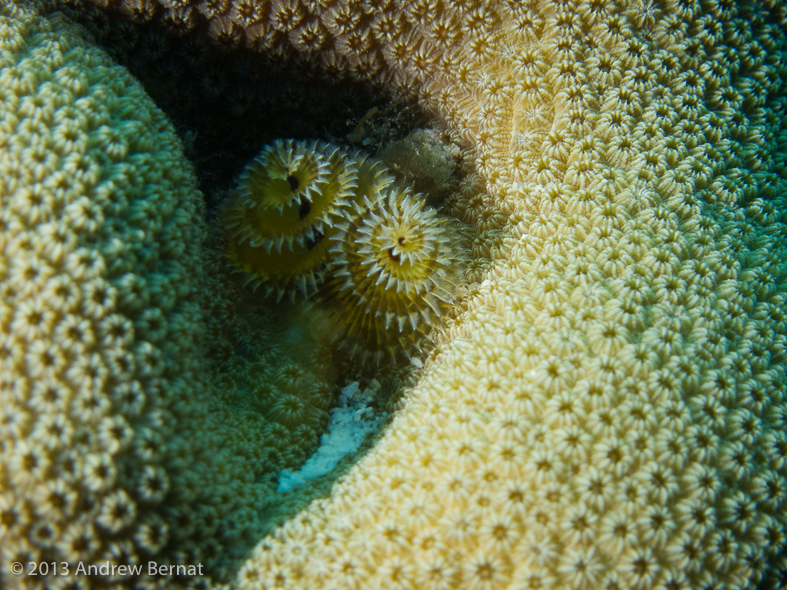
[220,138,461,360]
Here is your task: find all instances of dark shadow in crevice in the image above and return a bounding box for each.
[49,0,428,210]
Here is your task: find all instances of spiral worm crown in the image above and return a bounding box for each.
[329,188,459,361]
[221,139,358,300]
[222,139,460,359]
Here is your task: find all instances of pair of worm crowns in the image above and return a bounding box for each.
[221,139,461,362]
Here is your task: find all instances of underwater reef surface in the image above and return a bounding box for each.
[2,0,787,589]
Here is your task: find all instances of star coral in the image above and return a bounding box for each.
[0,3,307,586]
[218,1,785,589]
[7,0,787,589]
[0,1,209,585]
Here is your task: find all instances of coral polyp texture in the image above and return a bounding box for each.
[0,1,212,586]
[6,0,787,588]
[220,1,785,590]
[0,3,281,587]
[330,188,459,361]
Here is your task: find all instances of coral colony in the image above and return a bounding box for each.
[1,0,787,589]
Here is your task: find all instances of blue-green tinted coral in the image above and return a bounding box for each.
[0,1,220,585]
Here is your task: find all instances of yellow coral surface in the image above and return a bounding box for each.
[4,0,787,589]
[225,1,787,590]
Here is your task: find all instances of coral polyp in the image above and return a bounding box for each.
[329,188,459,361]
[221,139,358,300]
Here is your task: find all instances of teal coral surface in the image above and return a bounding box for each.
[0,2,268,587]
